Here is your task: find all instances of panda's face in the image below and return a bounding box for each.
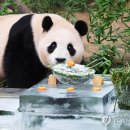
[37,28,84,67]
[35,16,88,67]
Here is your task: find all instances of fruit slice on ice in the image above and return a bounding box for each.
[37,86,47,92]
[67,87,75,92]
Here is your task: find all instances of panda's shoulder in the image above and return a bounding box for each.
[11,14,33,29]
[10,14,46,33]
[8,14,34,39]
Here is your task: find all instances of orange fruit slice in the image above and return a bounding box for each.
[66,60,75,67]
[67,87,75,92]
[92,87,102,92]
[37,86,47,92]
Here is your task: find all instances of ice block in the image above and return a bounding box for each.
[22,112,106,130]
[19,75,115,117]
[0,112,21,130]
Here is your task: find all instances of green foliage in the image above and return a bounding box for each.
[22,0,31,5]
[0,0,18,15]
[110,66,130,109]
[22,0,88,22]
[23,0,88,13]
[87,0,130,44]
[85,44,126,74]
[111,67,130,90]
[86,0,130,74]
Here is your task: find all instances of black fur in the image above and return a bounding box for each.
[75,20,88,36]
[3,14,49,88]
[67,43,76,56]
[42,16,53,31]
[47,41,57,54]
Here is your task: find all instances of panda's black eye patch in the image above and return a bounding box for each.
[47,41,57,53]
[67,43,76,56]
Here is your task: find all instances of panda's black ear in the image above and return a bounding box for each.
[42,16,53,31]
[75,20,88,36]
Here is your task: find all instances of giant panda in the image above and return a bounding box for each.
[0,13,88,88]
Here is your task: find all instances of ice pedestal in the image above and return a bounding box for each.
[0,112,21,130]
[19,75,116,130]
[22,112,107,130]
[0,89,23,130]
[107,110,130,130]
[19,76,115,116]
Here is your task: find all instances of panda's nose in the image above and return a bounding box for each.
[56,58,66,63]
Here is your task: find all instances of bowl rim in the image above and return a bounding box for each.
[52,69,95,78]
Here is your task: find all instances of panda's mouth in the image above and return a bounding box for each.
[46,59,66,68]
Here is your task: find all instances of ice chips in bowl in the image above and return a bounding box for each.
[51,60,95,85]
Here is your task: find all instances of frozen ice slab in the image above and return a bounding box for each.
[0,98,19,112]
[0,112,21,130]
[19,75,115,117]
[0,88,24,130]
[107,110,130,130]
[22,112,107,130]
[0,88,25,112]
